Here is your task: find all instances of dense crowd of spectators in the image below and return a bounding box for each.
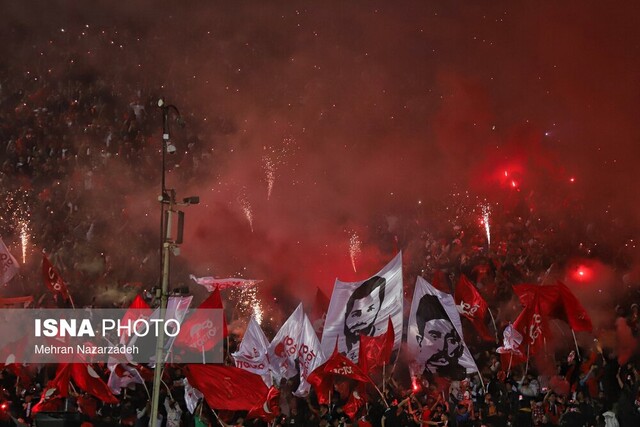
[1,21,640,427]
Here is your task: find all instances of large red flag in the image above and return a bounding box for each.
[32,363,72,414]
[308,348,372,405]
[513,283,592,332]
[185,364,269,411]
[513,293,548,357]
[246,387,281,421]
[175,288,227,353]
[358,317,394,373]
[556,282,593,332]
[70,364,119,403]
[42,254,70,301]
[454,275,494,342]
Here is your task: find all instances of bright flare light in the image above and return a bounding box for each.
[481,204,491,247]
[19,220,29,263]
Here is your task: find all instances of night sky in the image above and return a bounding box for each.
[2,1,639,312]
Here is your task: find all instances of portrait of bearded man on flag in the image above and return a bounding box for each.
[343,275,386,360]
[415,294,466,379]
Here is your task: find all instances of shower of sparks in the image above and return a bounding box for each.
[262,155,276,200]
[262,137,300,198]
[481,204,491,247]
[228,284,264,325]
[19,221,30,263]
[349,231,362,273]
[238,195,254,232]
[1,190,32,262]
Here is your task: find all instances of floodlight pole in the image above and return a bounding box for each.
[150,100,195,427]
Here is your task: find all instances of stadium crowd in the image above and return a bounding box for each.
[1,22,640,427]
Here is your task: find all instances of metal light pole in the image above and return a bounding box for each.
[150,99,197,427]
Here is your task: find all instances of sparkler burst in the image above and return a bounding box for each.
[481,203,491,247]
[262,155,276,200]
[238,195,254,232]
[228,284,264,325]
[19,220,30,264]
[1,190,32,263]
[262,137,300,199]
[349,231,362,273]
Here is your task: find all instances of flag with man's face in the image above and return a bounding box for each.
[407,276,478,381]
[320,252,403,363]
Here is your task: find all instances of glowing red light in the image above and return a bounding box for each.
[0,403,7,410]
[572,265,592,282]
[504,170,509,177]
[570,177,575,183]
[511,180,517,188]
[411,378,420,392]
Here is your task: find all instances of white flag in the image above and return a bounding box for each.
[293,313,327,397]
[189,274,262,292]
[107,364,143,395]
[321,252,403,363]
[183,378,203,414]
[233,316,272,387]
[407,276,478,380]
[0,238,19,285]
[268,303,304,382]
[496,323,523,356]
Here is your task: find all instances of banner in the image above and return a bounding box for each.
[268,303,304,382]
[233,316,272,386]
[0,238,19,285]
[321,252,403,363]
[189,275,262,292]
[293,313,326,397]
[407,276,478,380]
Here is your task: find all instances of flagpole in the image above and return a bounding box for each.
[571,329,581,359]
[524,344,531,375]
[487,308,499,344]
[68,293,76,309]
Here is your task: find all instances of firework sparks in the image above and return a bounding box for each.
[481,204,491,247]
[262,155,276,200]
[349,231,362,273]
[228,284,264,324]
[19,221,29,263]
[238,195,254,232]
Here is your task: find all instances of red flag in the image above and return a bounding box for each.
[119,295,152,345]
[308,348,372,404]
[175,288,227,353]
[70,364,119,404]
[184,364,269,411]
[32,364,72,414]
[513,293,548,357]
[556,282,593,332]
[246,387,281,421]
[513,283,592,332]
[310,288,330,337]
[342,385,367,420]
[358,317,394,373]
[42,254,70,301]
[454,275,494,342]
